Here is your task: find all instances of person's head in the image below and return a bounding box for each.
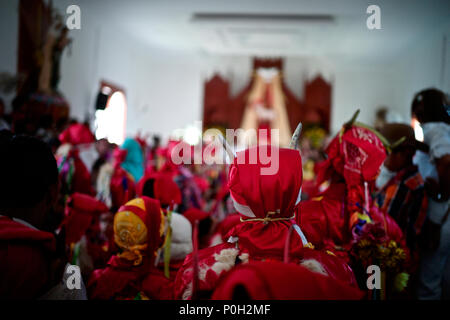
[95,138,111,158]
[152,135,161,148]
[379,123,428,172]
[411,88,449,124]
[120,138,144,182]
[114,197,165,266]
[142,178,156,199]
[0,131,59,230]
[380,123,428,172]
[383,146,416,172]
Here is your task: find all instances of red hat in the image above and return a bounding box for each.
[115,196,164,262]
[226,146,305,259]
[182,208,210,226]
[136,172,182,207]
[59,123,95,146]
[228,146,302,220]
[88,197,164,299]
[319,125,386,185]
[62,193,109,245]
[154,174,182,206]
[316,121,387,234]
[212,260,364,300]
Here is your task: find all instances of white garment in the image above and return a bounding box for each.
[170,213,193,261]
[416,122,450,300]
[78,143,100,173]
[414,150,438,182]
[414,122,450,223]
[422,122,450,161]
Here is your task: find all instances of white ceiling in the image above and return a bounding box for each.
[78,0,450,62]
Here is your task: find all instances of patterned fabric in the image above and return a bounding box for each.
[113,197,165,266]
[316,123,387,236]
[88,197,173,300]
[375,165,428,249]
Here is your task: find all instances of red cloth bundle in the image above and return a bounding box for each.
[212,260,364,300]
[61,193,109,245]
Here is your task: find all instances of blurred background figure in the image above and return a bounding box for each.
[411,88,450,300]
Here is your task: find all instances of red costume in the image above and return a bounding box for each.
[297,122,405,259]
[62,193,109,245]
[174,145,360,300]
[0,216,57,299]
[136,172,182,208]
[59,123,95,146]
[88,197,174,300]
[212,260,364,300]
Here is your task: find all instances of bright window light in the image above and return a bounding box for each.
[183,125,202,146]
[95,91,126,145]
[412,118,424,142]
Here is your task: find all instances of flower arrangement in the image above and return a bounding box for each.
[349,222,410,299]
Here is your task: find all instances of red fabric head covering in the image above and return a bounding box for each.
[316,124,387,234]
[226,146,304,259]
[59,123,95,146]
[136,172,182,207]
[212,260,364,300]
[324,125,386,184]
[115,196,164,260]
[62,193,109,245]
[135,172,156,197]
[228,146,302,219]
[154,174,182,206]
[182,208,210,226]
[88,196,165,299]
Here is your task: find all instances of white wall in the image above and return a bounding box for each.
[331,65,397,134]
[0,1,448,141]
[55,0,205,141]
[393,21,450,121]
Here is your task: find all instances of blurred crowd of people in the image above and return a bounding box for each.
[0,88,449,300]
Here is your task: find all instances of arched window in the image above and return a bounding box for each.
[95,83,127,145]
